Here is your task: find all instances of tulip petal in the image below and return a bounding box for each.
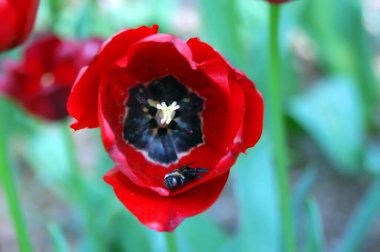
[67,25,158,130]
[104,168,229,232]
[233,72,264,151]
[187,37,264,150]
[0,0,39,51]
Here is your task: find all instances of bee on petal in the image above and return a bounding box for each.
[164,162,208,190]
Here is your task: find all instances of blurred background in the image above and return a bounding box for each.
[1,0,380,251]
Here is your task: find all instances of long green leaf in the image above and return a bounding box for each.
[48,223,69,252]
[337,177,380,252]
[0,99,33,252]
[233,137,281,252]
[304,197,325,252]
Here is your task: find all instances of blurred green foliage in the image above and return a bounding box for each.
[289,76,365,174]
[1,0,380,251]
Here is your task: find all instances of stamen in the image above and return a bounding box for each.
[156,101,180,126]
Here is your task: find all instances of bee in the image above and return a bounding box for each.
[164,162,208,190]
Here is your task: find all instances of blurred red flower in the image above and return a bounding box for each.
[0,0,39,52]
[0,34,102,121]
[67,25,263,231]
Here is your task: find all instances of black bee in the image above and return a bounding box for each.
[164,162,208,190]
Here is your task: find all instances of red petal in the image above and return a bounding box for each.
[187,37,263,151]
[0,0,39,52]
[233,72,264,151]
[122,35,194,81]
[187,38,221,65]
[104,168,229,232]
[67,25,158,130]
[23,35,61,78]
[115,33,195,69]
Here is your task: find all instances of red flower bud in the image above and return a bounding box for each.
[0,0,40,52]
[67,25,264,231]
[0,34,102,121]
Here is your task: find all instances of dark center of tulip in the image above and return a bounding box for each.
[123,75,204,165]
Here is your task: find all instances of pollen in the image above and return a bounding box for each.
[156,101,180,126]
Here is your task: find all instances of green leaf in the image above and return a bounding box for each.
[304,197,325,252]
[232,137,281,252]
[293,167,318,219]
[337,177,380,252]
[48,223,70,252]
[363,143,380,175]
[103,209,152,252]
[0,98,39,134]
[25,124,71,191]
[289,76,365,174]
[175,216,228,252]
[300,0,378,123]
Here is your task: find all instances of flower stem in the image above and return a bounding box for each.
[0,101,33,252]
[268,4,297,252]
[60,121,102,251]
[165,232,178,252]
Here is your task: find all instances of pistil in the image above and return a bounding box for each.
[156,101,180,126]
[40,72,55,88]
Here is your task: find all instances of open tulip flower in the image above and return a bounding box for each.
[0,34,102,121]
[0,0,39,52]
[67,25,264,231]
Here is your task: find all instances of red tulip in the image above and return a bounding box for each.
[0,0,39,52]
[67,25,264,231]
[0,34,102,121]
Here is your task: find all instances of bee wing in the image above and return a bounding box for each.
[194,169,209,179]
[195,174,203,179]
[179,161,197,169]
[195,168,209,173]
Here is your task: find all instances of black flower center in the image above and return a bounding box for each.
[123,75,204,165]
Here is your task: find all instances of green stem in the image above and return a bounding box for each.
[60,122,83,201]
[268,5,297,252]
[165,232,177,252]
[60,121,101,251]
[0,101,33,252]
